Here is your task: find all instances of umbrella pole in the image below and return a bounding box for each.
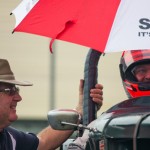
[49,44,57,109]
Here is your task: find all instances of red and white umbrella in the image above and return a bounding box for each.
[12,0,150,53]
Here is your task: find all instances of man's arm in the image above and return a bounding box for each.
[37,126,73,150]
[37,79,103,150]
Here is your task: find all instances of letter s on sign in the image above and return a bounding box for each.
[139,18,150,29]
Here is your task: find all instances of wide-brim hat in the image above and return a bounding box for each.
[0,59,32,86]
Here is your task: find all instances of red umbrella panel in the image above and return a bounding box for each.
[12,0,150,53]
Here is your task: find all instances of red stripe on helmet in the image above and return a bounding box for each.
[123,50,150,68]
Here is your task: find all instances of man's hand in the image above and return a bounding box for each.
[76,79,103,116]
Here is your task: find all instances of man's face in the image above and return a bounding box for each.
[133,64,150,82]
[0,83,22,131]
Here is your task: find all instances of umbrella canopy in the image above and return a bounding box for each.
[12,0,150,53]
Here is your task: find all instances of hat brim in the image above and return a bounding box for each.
[0,80,33,86]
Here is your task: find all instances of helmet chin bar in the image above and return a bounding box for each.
[138,82,150,91]
[125,80,150,98]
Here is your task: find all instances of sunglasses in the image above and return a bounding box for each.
[0,87,20,96]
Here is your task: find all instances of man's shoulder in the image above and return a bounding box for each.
[5,126,29,139]
[5,126,39,150]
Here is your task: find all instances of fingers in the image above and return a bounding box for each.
[90,84,103,96]
[90,94,103,105]
[95,83,103,89]
[78,81,104,114]
[90,84,103,108]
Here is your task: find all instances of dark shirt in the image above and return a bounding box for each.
[0,126,39,150]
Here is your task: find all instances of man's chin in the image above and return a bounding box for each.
[9,114,18,123]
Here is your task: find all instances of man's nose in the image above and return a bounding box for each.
[13,93,22,101]
[145,70,150,80]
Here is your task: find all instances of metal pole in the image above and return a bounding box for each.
[49,43,56,109]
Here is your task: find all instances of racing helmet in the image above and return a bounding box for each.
[119,50,150,98]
